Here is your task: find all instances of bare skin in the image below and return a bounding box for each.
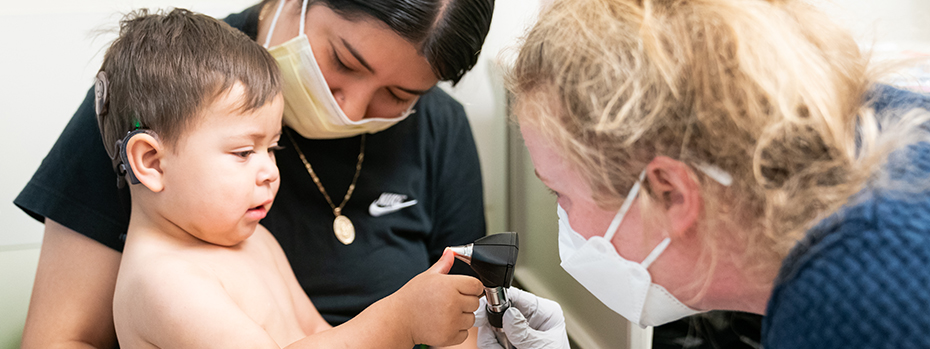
[113,224,330,347]
[21,219,121,349]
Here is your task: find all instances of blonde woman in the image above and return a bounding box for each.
[476,0,930,347]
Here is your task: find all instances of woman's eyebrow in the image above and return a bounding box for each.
[396,86,430,96]
[341,38,374,73]
[340,38,430,96]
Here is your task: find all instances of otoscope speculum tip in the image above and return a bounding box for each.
[448,243,473,265]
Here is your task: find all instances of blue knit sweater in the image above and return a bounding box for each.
[762,87,930,348]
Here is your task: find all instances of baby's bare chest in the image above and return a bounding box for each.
[207,242,307,343]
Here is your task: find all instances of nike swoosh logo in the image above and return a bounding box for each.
[369,193,418,217]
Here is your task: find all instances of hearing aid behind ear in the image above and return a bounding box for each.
[115,129,149,186]
[95,71,148,188]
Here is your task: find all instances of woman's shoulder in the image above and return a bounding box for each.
[867,84,930,114]
[408,86,472,137]
[763,143,930,347]
[415,87,467,119]
[222,4,262,39]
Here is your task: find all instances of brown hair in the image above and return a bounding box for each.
[510,0,930,283]
[98,8,281,156]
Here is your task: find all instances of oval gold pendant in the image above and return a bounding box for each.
[333,215,355,245]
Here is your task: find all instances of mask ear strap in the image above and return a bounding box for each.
[263,0,288,48]
[298,0,309,36]
[641,237,671,269]
[604,170,647,241]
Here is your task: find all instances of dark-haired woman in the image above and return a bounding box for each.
[15,0,493,347]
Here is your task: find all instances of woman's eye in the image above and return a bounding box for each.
[332,51,351,72]
[547,188,561,198]
[389,91,410,105]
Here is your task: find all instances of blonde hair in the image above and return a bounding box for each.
[511,0,929,281]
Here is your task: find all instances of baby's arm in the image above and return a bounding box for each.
[283,249,484,348]
[257,225,483,347]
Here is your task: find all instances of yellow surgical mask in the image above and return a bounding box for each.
[263,0,416,139]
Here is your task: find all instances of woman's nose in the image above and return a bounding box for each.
[331,88,371,122]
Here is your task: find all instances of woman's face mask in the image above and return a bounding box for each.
[520,118,734,327]
[557,171,702,327]
[262,0,434,139]
[558,162,731,327]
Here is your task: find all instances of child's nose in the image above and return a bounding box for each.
[257,156,279,185]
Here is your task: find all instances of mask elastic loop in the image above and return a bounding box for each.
[298,0,308,36]
[641,237,671,269]
[693,162,733,186]
[603,170,647,241]
[263,0,287,48]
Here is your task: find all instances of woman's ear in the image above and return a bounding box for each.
[644,156,702,238]
[125,132,165,192]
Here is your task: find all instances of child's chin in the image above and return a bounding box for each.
[208,229,255,247]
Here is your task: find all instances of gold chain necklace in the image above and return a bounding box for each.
[285,129,365,245]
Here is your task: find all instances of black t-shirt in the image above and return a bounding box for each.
[15,5,485,326]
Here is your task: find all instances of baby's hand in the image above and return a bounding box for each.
[394,249,484,346]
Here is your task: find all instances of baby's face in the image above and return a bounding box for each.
[158,84,283,246]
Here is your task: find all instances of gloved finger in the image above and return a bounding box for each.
[476,321,505,349]
[505,287,539,317]
[507,287,564,330]
[501,306,535,345]
[473,296,488,328]
[528,296,565,331]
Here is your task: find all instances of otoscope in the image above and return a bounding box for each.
[449,232,519,349]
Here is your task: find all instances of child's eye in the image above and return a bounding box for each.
[269,145,285,153]
[235,150,254,158]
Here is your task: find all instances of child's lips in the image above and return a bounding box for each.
[246,204,269,220]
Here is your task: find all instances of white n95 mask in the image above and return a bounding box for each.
[262,0,416,139]
[558,170,701,328]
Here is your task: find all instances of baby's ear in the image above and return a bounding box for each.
[125,132,165,192]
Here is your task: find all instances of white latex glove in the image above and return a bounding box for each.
[474,287,570,349]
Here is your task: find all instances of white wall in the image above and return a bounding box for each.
[812,0,930,46]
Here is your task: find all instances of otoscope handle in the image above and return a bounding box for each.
[485,287,515,348]
[485,287,509,326]
[494,330,515,349]
[489,307,506,329]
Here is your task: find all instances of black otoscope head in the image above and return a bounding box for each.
[450,232,519,349]
[469,232,519,288]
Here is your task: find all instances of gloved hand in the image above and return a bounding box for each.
[474,287,570,349]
